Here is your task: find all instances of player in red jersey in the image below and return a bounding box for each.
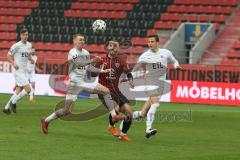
[95,40,134,141]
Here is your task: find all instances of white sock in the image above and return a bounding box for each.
[5,93,17,109]
[29,88,34,100]
[119,120,123,131]
[146,103,159,132]
[133,111,142,119]
[12,90,28,104]
[45,112,58,123]
[109,109,117,117]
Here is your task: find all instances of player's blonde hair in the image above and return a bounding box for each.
[73,34,84,40]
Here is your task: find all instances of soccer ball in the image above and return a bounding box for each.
[92,19,106,33]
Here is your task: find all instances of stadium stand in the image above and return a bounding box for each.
[201,6,240,65]
[0,0,239,65]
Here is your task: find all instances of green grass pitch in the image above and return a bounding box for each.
[0,94,240,160]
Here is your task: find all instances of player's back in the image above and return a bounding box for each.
[9,41,32,71]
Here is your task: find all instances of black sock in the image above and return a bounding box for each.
[122,116,132,134]
[109,114,116,126]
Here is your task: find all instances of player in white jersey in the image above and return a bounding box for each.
[3,29,32,114]
[132,35,181,138]
[27,47,42,103]
[41,34,121,134]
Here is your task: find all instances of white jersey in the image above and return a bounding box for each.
[138,48,179,81]
[8,41,32,71]
[68,48,90,81]
[27,55,37,73]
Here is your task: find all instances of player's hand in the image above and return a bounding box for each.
[13,64,19,70]
[175,66,182,71]
[30,59,35,64]
[93,56,102,63]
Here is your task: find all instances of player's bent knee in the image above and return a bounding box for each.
[24,85,32,93]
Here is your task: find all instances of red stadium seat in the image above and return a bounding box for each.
[45,51,52,58]
[0,41,12,49]
[131,37,147,46]
[127,55,137,63]
[36,51,45,58]
[165,21,173,29]
[154,21,164,29]
[215,15,226,23]
[223,7,232,14]
[199,14,209,22]
[33,42,44,50]
[233,41,240,49]
[188,5,195,13]
[168,5,176,13]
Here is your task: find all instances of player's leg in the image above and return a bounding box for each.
[41,82,79,134]
[93,83,120,121]
[28,73,35,103]
[46,99,74,121]
[2,86,21,114]
[41,96,76,134]
[98,93,120,136]
[108,105,121,137]
[108,105,120,127]
[11,84,31,110]
[10,71,32,112]
[132,99,151,119]
[119,102,132,140]
[145,96,159,138]
[29,82,35,103]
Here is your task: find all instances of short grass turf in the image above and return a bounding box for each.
[0,94,240,160]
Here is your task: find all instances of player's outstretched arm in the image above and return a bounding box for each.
[73,56,102,67]
[87,65,113,73]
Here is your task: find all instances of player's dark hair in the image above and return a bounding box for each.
[105,39,118,47]
[73,34,84,39]
[148,35,159,42]
[20,28,28,34]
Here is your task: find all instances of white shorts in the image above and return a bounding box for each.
[13,69,29,87]
[66,80,98,101]
[28,72,35,83]
[144,80,165,97]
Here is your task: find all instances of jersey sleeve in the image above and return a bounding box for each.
[68,50,78,61]
[167,50,180,68]
[8,43,18,55]
[137,54,145,63]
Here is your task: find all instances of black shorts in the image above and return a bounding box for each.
[98,91,129,108]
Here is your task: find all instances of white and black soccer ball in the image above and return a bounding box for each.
[92,19,106,33]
